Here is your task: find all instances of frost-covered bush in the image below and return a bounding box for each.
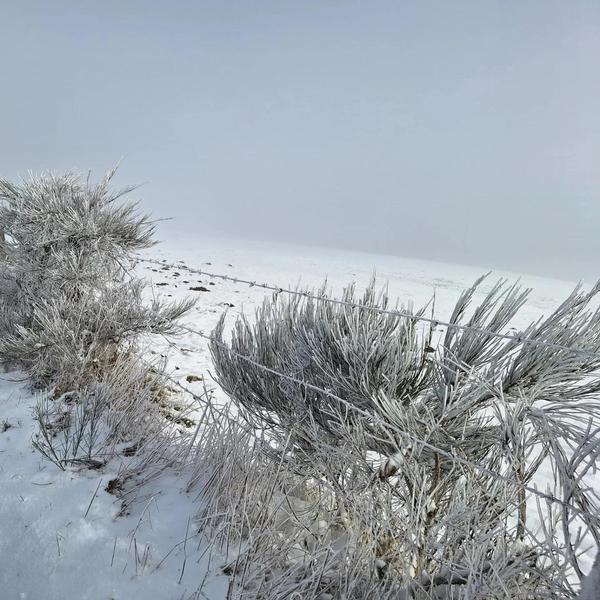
[0,168,192,389]
[209,276,600,598]
[0,280,189,391]
[211,281,433,457]
[192,405,577,599]
[191,411,409,599]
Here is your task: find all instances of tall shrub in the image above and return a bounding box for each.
[0,168,192,390]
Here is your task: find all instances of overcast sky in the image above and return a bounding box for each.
[1,1,599,279]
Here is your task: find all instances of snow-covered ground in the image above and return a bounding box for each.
[0,375,230,600]
[1,230,595,599]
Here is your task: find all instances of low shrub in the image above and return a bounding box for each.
[208,276,600,598]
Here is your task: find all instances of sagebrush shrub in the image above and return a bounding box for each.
[209,276,600,598]
[0,168,192,389]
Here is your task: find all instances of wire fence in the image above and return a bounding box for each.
[137,256,600,526]
[164,321,600,527]
[138,257,600,361]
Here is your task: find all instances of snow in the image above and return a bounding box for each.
[1,230,597,598]
[0,375,229,599]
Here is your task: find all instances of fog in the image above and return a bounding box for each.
[1,1,599,279]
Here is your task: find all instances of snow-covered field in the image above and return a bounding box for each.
[1,231,594,599]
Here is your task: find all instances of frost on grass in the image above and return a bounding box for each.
[205,276,600,599]
[32,355,166,471]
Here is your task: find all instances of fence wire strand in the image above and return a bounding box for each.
[173,322,600,527]
[138,257,600,361]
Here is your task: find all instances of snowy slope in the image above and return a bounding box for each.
[1,230,597,599]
